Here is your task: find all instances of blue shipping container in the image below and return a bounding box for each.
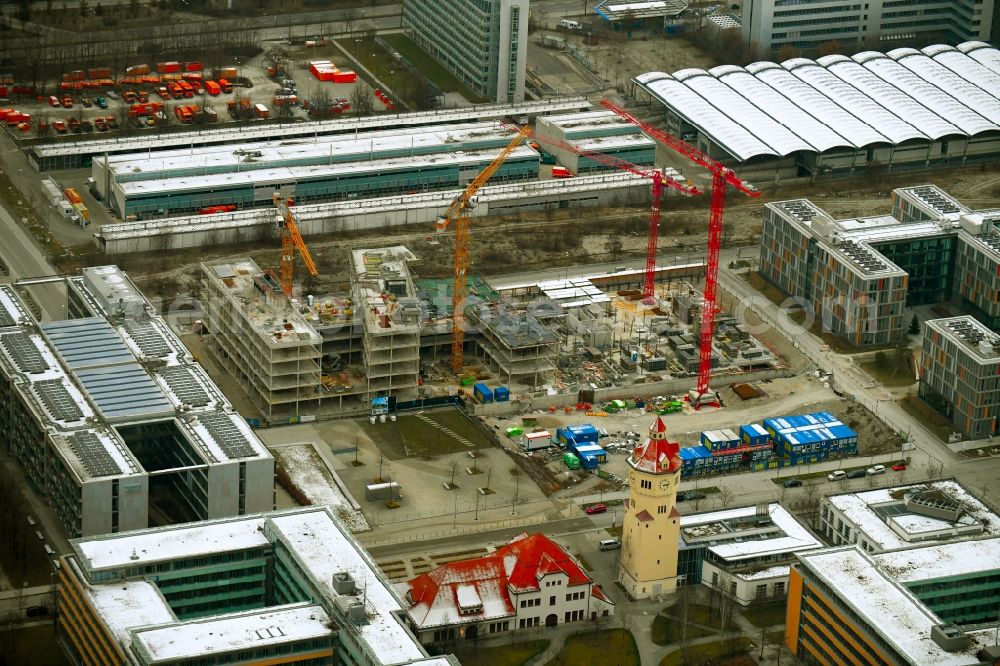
[473,383,493,403]
[494,386,510,402]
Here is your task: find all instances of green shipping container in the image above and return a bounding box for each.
[564,453,581,470]
[505,426,524,438]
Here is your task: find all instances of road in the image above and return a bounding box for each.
[716,252,1000,504]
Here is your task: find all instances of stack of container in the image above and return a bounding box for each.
[763,412,858,466]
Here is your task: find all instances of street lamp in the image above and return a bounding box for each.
[355,38,362,59]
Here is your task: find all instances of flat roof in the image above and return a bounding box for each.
[205,258,323,346]
[74,514,271,572]
[32,97,591,158]
[798,547,993,666]
[873,537,1000,583]
[117,146,539,197]
[133,604,331,663]
[680,503,822,561]
[87,579,175,649]
[634,41,1000,162]
[825,480,1000,551]
[99,172,649,242]
[268,510,427,665]
[103,122,511,178]
[927,316,1000,362]
[596,0,688,20]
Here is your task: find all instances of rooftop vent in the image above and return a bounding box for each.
[333,595,367,625]
[332,572,357,596]
[931,624,968,652]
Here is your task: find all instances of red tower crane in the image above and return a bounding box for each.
[600,99,761,404]
[522,129,702,301]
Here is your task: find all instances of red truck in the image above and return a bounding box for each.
[203,80,221,96]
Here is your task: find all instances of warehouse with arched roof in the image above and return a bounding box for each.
[630,41,1000,181]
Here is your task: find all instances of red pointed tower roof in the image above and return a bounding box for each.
[628,416,681,474]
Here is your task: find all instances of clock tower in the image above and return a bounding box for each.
[619,415,682,600]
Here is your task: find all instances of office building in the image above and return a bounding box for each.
[819,479,1000,554]
[758,186,1000,347]
[631,42,1000,180]
[403,532,614,646]
[742,0,995,54]
[676,503,822,605]
[403,0,528,103]
[0,267,274,539]
[58,506,457,666]
[920,318,1000,439]
[786,540,1000,665]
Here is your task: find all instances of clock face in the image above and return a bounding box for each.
[659,479,671,490]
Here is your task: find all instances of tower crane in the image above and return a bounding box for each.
[600,99,760,406]
[437,125,533,373]
[272,193,319,297]
[521,128,702,302]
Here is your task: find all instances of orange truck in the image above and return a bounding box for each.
[203,80,220,96]
[217,78,232,94]
[254,103,269,119]
[64,187,83,204]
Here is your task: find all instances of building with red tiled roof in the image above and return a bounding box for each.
[402,533,614,646]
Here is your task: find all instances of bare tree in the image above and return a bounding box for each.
[263,46,290,76]
[377,453,386,483]
[717,486,735,508]
[349,81,375,116]
[447,460,459,490]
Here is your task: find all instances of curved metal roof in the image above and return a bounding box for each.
[858,53,997,136]
[753,67,889,147]
[712,69,854,153]
[926,44,1000,99]
[785,61,927,144]
[681,71,816,155]
[636,74,777,161]
[890,49,1000,125]
[634,41,1000,162]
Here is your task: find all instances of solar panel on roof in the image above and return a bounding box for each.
[199,412,258,459]
[1,332,48,373]
[34,379,84,422]
[67,431,121,477]
[157,366,211,407]
[123,318,172,358]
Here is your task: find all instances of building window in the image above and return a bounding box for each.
[641,479,652,489]
[774,582,786,596]
[756,584,767,599]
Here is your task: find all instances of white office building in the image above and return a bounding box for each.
[403,0,528,103]
[742,0,995,54]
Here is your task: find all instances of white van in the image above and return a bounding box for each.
[599,538,621,551]
[827,470,846,482]
[559,19,582,30]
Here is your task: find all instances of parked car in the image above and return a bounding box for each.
[584,503,607,515]
[867,464,886,476]
[892,463,907,472]
[847,469,867,479]
[827,470,846,482]
[95,96,107,109]
[48,95,60,107]
[782,479,802,488]
[599,538,621,551]
[106,90,119,100]
[53,121,67,133]
[677,491,706,502]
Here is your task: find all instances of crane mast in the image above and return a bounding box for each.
[437,125,533,373]
[272,194,319,297]
[600,99,760,403]
[521,128,701,301]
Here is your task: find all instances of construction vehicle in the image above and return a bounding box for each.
[601,99,760,407]
[522,128,702,302]
[436,125,532,373]
[272,194,318,297]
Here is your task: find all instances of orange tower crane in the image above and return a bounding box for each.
[272,193,319,297]
[437,125,533,373]
[600,99,760,405]
[522,128,702,301]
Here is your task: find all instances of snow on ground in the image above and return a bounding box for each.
[273,443,371,532]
